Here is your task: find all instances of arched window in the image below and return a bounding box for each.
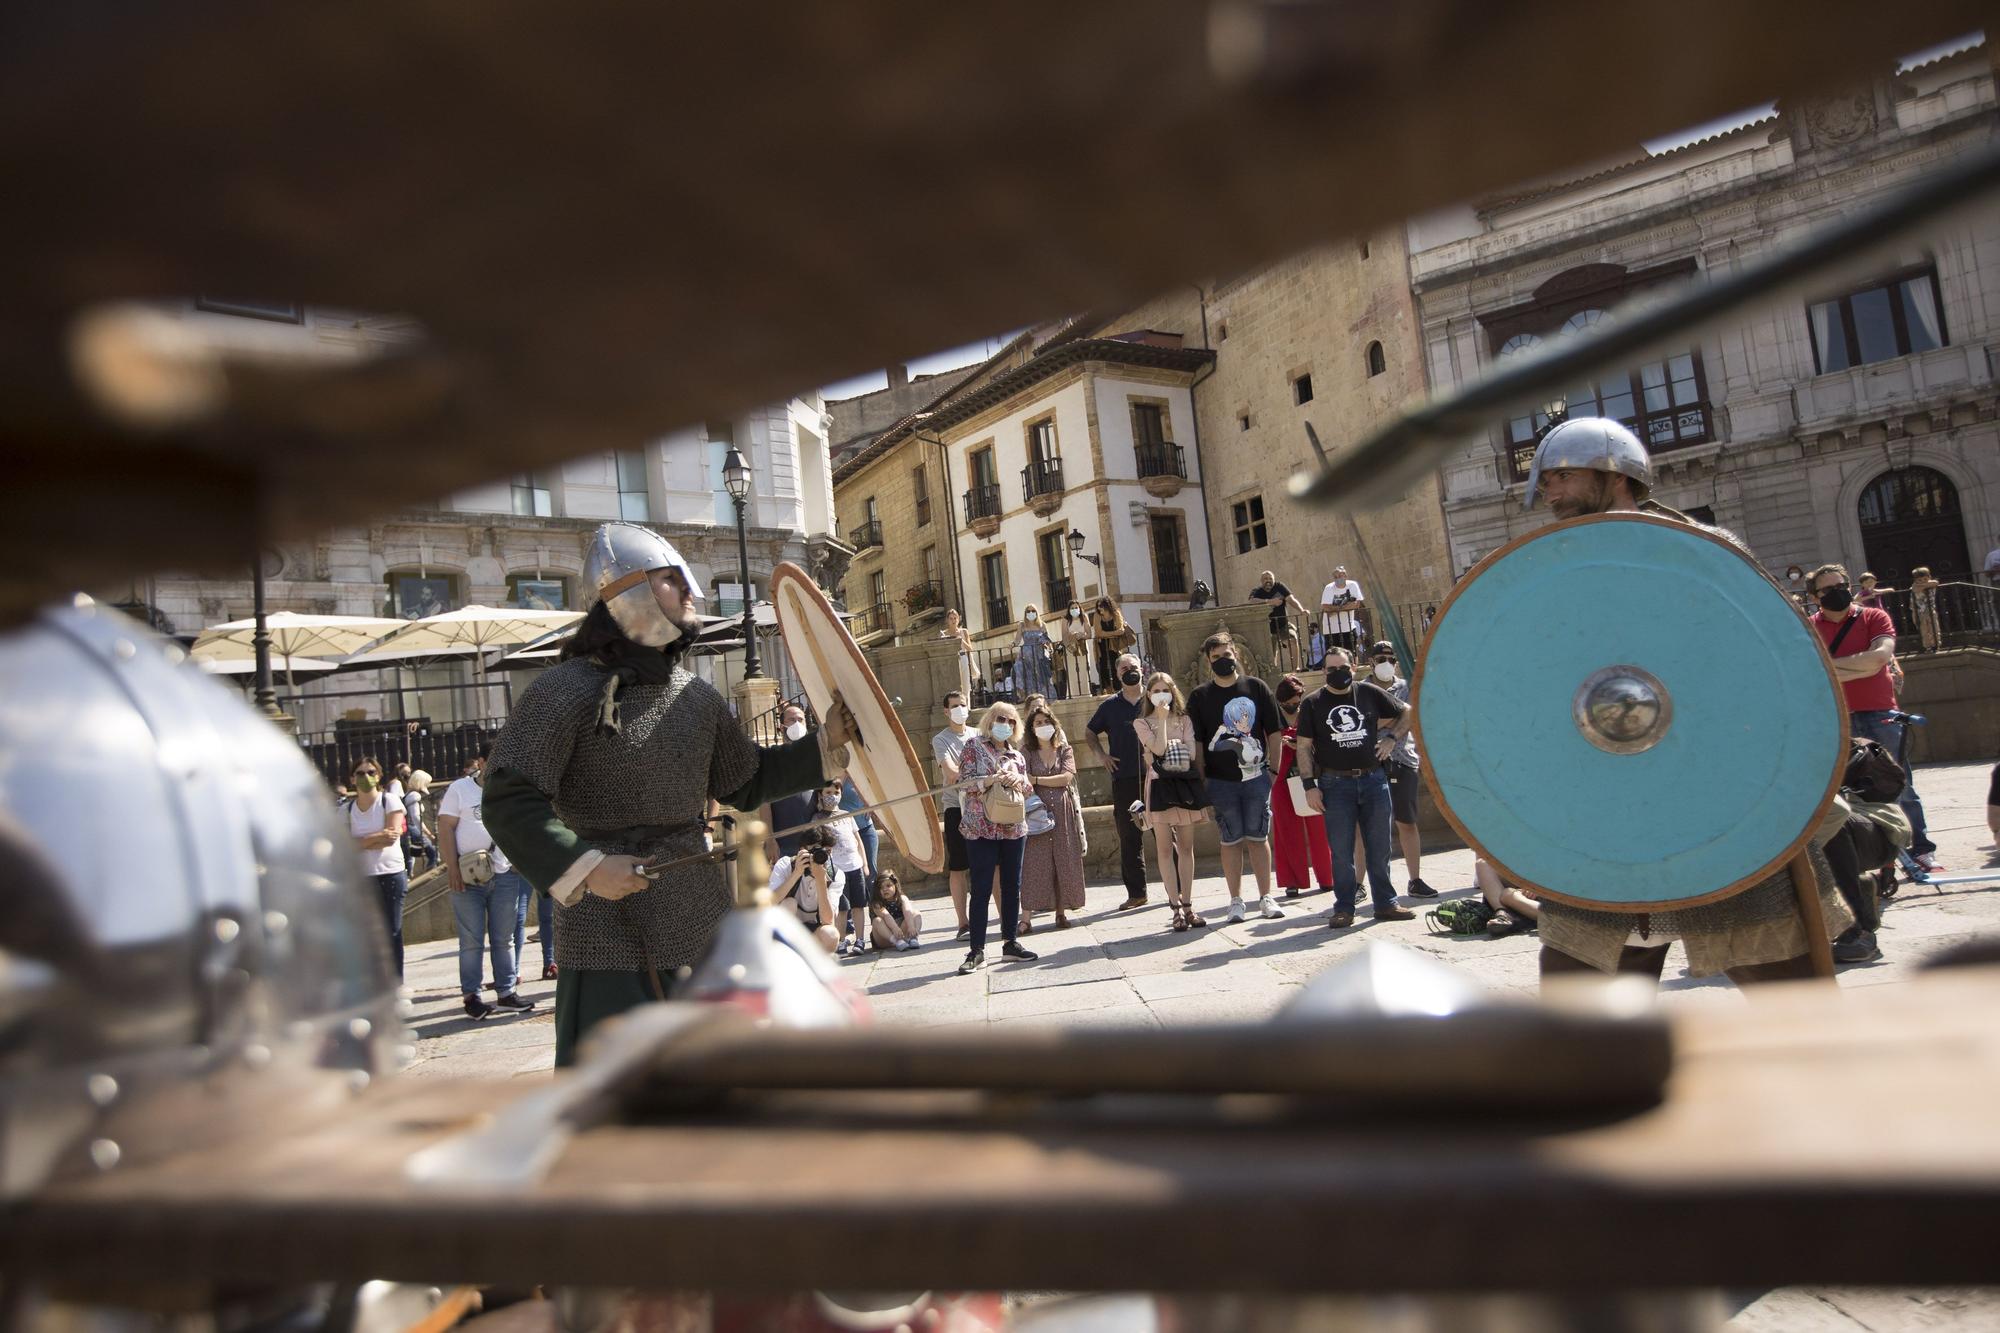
[1560,307,1612,336]
[1498,333,1542,358]
[1365,341,1386,377]
[1857,467,1970,584]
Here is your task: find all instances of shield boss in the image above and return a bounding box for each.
[1413,515,1844,911]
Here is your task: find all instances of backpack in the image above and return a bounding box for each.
[1426,898,1496,936]
[1843,736,1906,804]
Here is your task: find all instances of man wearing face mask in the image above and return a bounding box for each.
[484,523,858,1065]
[1187,631,1287,921]
[1523,419,1850,986]
[1298,648,1414,926]
[932,689,977,936]
[1086,652,1152,910]
[1811,562,1940,872]
[1362,641,1437,898]
[760,702,818,867]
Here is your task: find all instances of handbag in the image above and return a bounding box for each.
[985,781,1026,825]
[1159,736,1193,775]
[1023,793,1055,836]
[460,847,496,885]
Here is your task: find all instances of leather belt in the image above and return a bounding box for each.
[1317,767,1376,779]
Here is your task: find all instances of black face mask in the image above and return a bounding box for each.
[1327,667,1354,689]
[1120,669,1142,687]
[1210,656,1237,678]
[1817,587,1853,613]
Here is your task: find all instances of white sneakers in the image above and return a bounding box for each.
[1258,896,1286,920]
[1226,899,1247,924]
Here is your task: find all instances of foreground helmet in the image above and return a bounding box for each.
[1522,417,1652,511]
[582,521,703,646]
[0,599,402,1197]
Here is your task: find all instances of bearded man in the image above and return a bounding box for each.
[1522,418,1849,988]
[485,523,856,1064]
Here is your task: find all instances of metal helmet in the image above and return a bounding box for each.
[582,521,703,647]
[1522,416,1653,511]
[0,599,403,1198]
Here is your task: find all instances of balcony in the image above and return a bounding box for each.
[1043,576,1074,612]
[1136,441,1188,498]
[1022,458,1065,516]
[853,601,894,641]
[1505,404,1714,484]
[900,580,947,628]
[984,596,1012,629]
[1157,562,1189,597]
[1793,343,1992,434]
[847,520,883,552]
[964,483,1003,538]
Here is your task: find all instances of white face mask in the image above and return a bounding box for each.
[1069,608,1081,618]
[990,721,1015,743]
[1034,724,1056,741]
[1373,661,1397,682]
[948,705,970,725]
[784,720,808,742]
[1026,612,1038,622]
[1150,692,1173,709]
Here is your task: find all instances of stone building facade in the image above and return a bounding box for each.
[110,302,848,735]
[1104,236,1454,643]
[1409,43,2000,588]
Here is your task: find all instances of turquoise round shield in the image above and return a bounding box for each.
[1414,514,1845,911]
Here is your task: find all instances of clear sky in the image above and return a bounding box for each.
[820,328,1028,403]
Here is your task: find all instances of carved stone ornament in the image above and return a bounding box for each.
[1803,93,1874,147]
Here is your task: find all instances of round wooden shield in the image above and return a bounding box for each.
[770,563,945,875]
[1412,514,1845,912]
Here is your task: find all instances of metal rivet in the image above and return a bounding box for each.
[348,1071,371,1094]
[348,1018,372,1040]
[162,644,186,665]
[89,1139,121,1170]
[264,911,289,935]
[311,837,333,861]
[244,1044,272,1070]
[214,918,241,944]
[396,1044,418,1065]
[72,592,97,611]
[727,964,748,982]
[675,966,694,981]
[426,1289,443,1305]
[112,638,137,660]
[86,1074,119,1107]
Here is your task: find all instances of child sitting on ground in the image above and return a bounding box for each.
[869,870,924,951]
[1475,858,1539,938]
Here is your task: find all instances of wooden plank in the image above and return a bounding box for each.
[3,969,1998,1294]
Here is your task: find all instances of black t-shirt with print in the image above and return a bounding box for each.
[1249,581,1292,633]
[1186,675,1283,782]
[1297,681,1405,776]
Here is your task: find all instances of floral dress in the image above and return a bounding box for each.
[1022,743,1086,913]
[956,735,1029,842]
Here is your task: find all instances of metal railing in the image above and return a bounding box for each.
[854,601,895,638]
[1043,576,1074,612]
[1022,457,1064,499]
[958,639,1157,705]
[901,580,946,617]
[848,520,883,551]
[299,718,506,790]
[1874,579,2000,648]
[1157,563,1189,597]
[964,483,1002,523]
[745,689,815,748]
[1136,441,1187,480]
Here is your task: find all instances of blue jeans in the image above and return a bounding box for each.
[966,836,1025,954]
[535,888,555,969]
[369,871,409,978]
[856,819,880,880]
[1319,771,1396,913]
[1207,771,1273,845]
[1849,711,1935,856]
[453,869,526,997]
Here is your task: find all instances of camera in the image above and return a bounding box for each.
[810,847,830,865]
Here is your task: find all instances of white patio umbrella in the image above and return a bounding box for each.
[195,655,339,677]
[192,611,408,665]
[358,605,584,719]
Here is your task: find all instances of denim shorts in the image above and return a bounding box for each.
[1207,771,1273,846]
[839,868,870,912]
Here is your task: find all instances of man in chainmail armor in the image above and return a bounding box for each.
[485,522,856,1064]
[1523,419,1851,986]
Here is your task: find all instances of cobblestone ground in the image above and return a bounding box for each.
[399,759,2000,1328]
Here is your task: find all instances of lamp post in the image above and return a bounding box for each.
[722,444,762,680]
[250,552,279,718]
[1065,527,1102,589]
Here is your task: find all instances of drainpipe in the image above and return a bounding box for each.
[1188,285,1222,592]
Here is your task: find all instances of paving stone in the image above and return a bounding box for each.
[985,978,1145,1022]
[986,953,1123,992]
[1129,965,1293,1003]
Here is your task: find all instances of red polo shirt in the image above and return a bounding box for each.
[1812,606,1897,713]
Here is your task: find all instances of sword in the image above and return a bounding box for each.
[635,775,982,880]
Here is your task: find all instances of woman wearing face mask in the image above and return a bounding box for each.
[1015,604,1055,702]
[1063,601,1097,694]
[1020,706,1086,931]
[1092,598,1134,691]
[815,781,872,957]
[953,703,1040,973]
[1135,673,1208,930]
[1270,675,1334,899]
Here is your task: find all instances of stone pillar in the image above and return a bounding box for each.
[732,673,782,735]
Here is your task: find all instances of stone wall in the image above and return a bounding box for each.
[1899,648,2000,765]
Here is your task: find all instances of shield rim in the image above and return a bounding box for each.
[1411,512,1847,914]
[769,562,946,876]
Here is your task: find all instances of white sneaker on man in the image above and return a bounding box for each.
[1226,899,1247,924]
[1258,896,1286,920]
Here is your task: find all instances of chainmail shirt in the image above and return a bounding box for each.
[489,656,758,972]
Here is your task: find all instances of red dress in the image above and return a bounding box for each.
[1271,724,1333,892]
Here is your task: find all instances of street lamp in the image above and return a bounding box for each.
[722,444,762,679]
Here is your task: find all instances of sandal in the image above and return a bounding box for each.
[1185,905,1208,928]
[1170,905,1190,933]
